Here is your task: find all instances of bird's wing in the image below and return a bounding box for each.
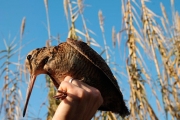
[66,38,121,92]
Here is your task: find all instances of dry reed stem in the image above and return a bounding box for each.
[0,38,22,120]
[121,0,160,119]
[77,0,83,14]
[141,0,180,119]
[98,10,104,33]
[78,1,91,45]
[64,0,70,29]
[112,26,116,47]
[64,0,69,21]
[44,0,51,41]
[158,2,180,119]
[98,10,110,65]
[64,0,98,47]
[20,17,26,39]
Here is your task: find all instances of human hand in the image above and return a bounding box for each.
[52,76,103,120]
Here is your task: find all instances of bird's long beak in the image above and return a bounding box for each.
[23,75,36,117]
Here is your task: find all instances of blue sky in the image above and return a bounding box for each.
[0,0,180,119]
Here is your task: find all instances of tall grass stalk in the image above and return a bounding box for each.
[2,0,180,119]
[0,37,23,120]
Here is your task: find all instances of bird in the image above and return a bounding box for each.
[23,38,129,117]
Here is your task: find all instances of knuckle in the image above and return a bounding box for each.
[74,89,87,102]
[78,89,86,98]
[94,89,101,97]
[60,81,68,86]
[94,89,103,104]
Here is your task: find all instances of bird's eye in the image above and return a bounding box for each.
[44,57,49,64]
[36,48,40,50]
[27,55,32,60]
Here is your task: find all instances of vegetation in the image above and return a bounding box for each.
[0,0,180,119]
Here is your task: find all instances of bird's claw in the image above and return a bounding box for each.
[53,90,67,100]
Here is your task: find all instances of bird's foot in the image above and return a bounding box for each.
[53,90,67,100]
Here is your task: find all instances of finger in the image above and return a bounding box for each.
[83,89,103,120]
[58,80,85,99]
[64,76,95,93]
[63,76,103,106]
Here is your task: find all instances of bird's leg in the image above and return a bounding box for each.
[53,90,67,100]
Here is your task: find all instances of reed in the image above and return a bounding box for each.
[1,0,180,119]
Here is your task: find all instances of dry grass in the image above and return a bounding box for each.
[1,0,180,120]
[120,0,180,119]
[0,17,25,119]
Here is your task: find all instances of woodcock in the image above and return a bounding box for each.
[23,38,129,117]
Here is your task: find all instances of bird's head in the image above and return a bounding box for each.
[23,47,53,117]
[25,47,51,74]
